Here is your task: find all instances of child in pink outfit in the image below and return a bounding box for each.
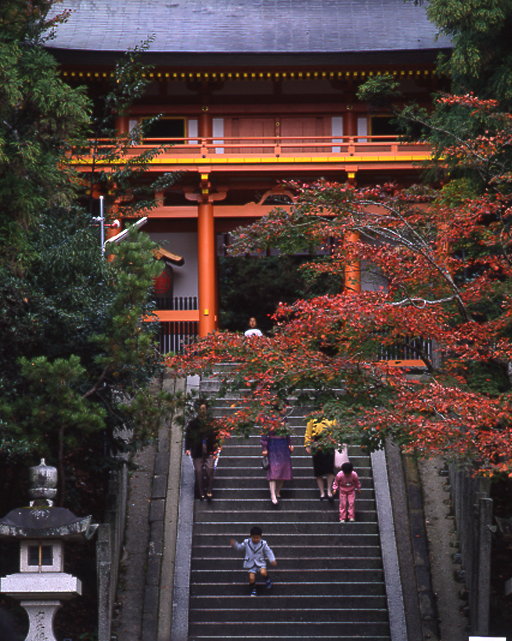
[332,461,361,522]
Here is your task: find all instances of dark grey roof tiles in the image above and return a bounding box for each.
[46,0,450,54]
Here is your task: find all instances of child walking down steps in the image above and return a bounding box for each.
[230,526,277,596]
[332,461,361,522]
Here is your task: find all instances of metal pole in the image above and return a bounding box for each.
[99,195,105,256]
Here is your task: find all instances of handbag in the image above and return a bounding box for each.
[261,455,270,470]
[334,444,349,469]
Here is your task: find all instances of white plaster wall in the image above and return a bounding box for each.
[357,116,368,141]
[331,116,343,152]
[149,232,198,298]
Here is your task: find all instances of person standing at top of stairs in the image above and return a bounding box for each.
[244,316,263,337]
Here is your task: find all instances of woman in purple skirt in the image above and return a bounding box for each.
[261,431,294,506]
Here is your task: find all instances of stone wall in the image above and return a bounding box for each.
[97,463,129,641]
[448,465,492,635]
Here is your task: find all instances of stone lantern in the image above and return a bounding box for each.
[0,459,97,641]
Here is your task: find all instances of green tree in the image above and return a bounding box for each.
[0,0,173,510]
[0,0,90,271]
[359,3,512,184]
[426,0,512,104]
[218,255,341,333]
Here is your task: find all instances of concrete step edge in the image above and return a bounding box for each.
[194,546,380,562]
[191,580,387,585]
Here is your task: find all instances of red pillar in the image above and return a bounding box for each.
[197,194,217,336]
[344,107,357,138]
[344,231,361,293]
[344,171,361,293]
[116,115,129,135]
[199,109,212,139]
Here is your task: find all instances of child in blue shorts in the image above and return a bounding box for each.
[230,526,277,596]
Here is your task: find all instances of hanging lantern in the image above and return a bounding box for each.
[153,266,173,296]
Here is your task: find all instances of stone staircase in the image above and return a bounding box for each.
[186,386,392,641]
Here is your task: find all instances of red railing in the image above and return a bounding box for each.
[80,135,430,161]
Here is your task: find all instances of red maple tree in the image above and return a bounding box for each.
[170,94,512,476]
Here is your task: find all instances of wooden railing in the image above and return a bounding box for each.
[378,337,432,365]
[154,295,197,313]
[80,135,430,161]
[155,315,431,363]
[150,297,198,354]
[158,320,198,354]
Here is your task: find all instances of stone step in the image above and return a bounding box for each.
[190,567,385,583]
[190,580,387,597]
[215,445,367,454]
[191,556,384,570]
[209,478,373,489]
[196,498,375,508]
[211,409,311,423]
[192,511,376,524]
[213,462,368,473]
[190,593,388,609]
[212,469,373,481]
[192,532,381,547]
[219,447,368,460]
[207,490,372,502]
[202,493,373,504]
[188,620,390,636]
[212,473,373,483]
[215,457,346,468]
[217,437,367,449]
[190,606,389,623]
[204,482,375,492]
[207,479,374,489]
[193,511,376,523]
[211,403,317,415]
[193,522,380,536]
[209,476,373,488]
[192,544,382,558]
[215,450,369,460]
[207,481,373,493]
[206,451,368,461]
[224,433,364,442]
[209,478,373,488]
[193,498,376,511]
[205,363,239,373]
[188,632,389,641]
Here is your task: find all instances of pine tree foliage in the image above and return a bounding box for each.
[0,0,90,269]
[0,1,174,500]
[426,0,512,104]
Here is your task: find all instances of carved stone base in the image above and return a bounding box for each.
[19,600,61,641]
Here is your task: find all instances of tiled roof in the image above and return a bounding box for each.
[46,0,450,54]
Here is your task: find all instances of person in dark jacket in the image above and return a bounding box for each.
[185,400,221,500]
